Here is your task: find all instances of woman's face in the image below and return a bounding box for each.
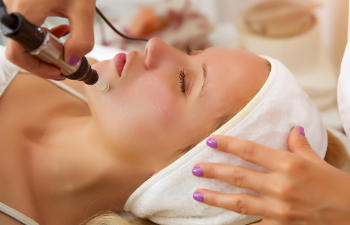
[85,38,269,169]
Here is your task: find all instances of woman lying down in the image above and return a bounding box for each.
[1,37,341,225]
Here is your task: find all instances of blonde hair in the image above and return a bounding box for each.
[84,212,157,225]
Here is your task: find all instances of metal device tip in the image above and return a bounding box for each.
[94,77,110,92]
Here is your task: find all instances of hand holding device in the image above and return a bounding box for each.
[2,0,96,79]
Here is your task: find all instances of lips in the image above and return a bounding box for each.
[114,53,127,77]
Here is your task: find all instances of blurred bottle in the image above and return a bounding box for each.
[194,0,348,75]
[317,0,348,75]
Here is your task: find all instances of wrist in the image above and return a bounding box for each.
[326,171,350,224]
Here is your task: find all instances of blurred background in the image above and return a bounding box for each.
[0,0,348,130]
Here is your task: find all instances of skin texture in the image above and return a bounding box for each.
[0,38,270,225]
[194,127,350,225]
[3,0,96,78]
[84,38,269,169]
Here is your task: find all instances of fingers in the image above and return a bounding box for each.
[4,0,49,25]
[49,24,70,38]
[64,0,96,65]
[3,0,66,79]
[5,40,63,79]
[208,136,287,171]
[193,190,265,216]
[287,126,319,160]
[193,163,267,193]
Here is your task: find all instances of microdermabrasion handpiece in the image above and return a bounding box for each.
[0,13,109,92]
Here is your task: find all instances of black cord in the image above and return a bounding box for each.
[95,7,148,43]
[0,1,147,43]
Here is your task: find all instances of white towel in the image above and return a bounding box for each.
[124,56,328,225]
[0,45,25,97]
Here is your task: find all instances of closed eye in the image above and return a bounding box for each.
[185,47,203,56]
[178,69,187,95]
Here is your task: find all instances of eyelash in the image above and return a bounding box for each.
[178,47,193,95]
[178,69,186,94]
[186,46,193,55]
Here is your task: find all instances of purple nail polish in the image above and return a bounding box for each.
[68,56,81,66]
[299,126,305,136]
[206,138,218,148]
[192,166,203,177]
[193,192,204,202]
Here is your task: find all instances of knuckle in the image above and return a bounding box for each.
[229,171,245,187]
[233,198,249,215]
[281,157,304,174]
[240,140,255,160]
[276,204,297,221]
[274,181,294,200]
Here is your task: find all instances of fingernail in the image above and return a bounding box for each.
[299,126,305,136]
[192,166,203,177]
[193,192,204,202]
[206,138,218,148]
[68,56,81,66]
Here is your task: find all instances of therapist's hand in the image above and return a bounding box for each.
[3,0,96,79]
[193,127,350,225]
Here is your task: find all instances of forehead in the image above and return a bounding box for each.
[199,47,269,114]
[203,47,258,71]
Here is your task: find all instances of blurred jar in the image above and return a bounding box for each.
[194,0,348,74]
[236,0,338,126]
[237,0,320,71]
[95,0,213,51]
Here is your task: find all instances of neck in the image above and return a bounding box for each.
[28,114,151,225]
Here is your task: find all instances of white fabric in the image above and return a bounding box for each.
[124,56,328,225]
[0,203,39,225]
[337,2,350,138]
[0,46,24,97]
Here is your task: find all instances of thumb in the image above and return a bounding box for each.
[64,1,96,66]
[288,126,318,159]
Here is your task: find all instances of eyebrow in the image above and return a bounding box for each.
[199,63,207,96]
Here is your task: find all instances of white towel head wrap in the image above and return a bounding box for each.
[124,56,328,225]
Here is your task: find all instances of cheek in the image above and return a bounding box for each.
[126,76,180,128]
[91,60,116,83]
[85,69,185,157]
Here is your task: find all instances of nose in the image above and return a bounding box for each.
[144,38,178,69]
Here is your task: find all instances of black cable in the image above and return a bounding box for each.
[0,1,147,43]
[95,7,148,43]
